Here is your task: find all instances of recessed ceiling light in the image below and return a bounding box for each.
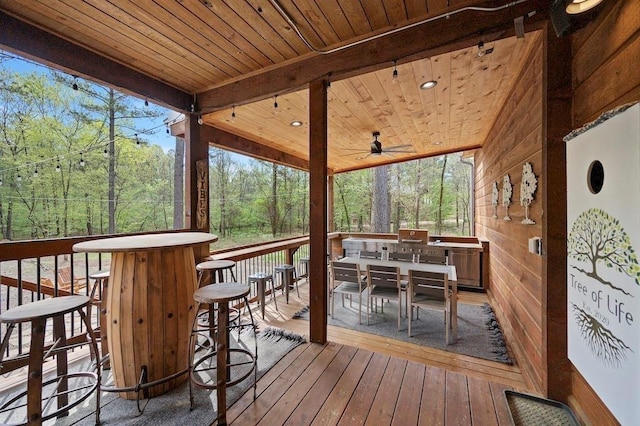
[420,80,437,90]
[290,120,303,127]
[434,141,442,145]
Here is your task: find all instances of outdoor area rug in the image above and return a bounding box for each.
[3,327,305,426]
[294,297,512,365]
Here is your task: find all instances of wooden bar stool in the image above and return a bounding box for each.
[0,296,101,425]
[188,283,257,426]
[298,257,310,283]
[196,259,237,287]
[274,264,299,304]
[88,269,110,368]
[248,272,278,319]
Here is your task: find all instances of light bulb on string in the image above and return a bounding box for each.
[273,95,279,113]
[103,145,109,157]
[56,160,61,172]
[72,76,79,91]
[33,167,38,178]
[231,106,236,122]
[392,60,399,84]
[197,115,203,125]
[16,174,22,182]
[166,125,170,134]
[0,177,3,186]
[144,98,149,107]
[79,153,85,168]
[135,133,141,147]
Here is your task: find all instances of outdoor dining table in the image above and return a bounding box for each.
[338,257,458,338]
[73,231,218,400]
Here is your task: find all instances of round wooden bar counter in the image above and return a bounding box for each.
[73,232,218,399]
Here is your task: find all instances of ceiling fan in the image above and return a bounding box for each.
[343,131,416,160]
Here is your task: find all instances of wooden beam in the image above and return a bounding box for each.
[197,0,550,111]
[308,78,328,344]
[0,11,192,112]
[542,23,571,402]
[199,125,311,171]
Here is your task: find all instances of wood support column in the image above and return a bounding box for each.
[308,79,328,344]
[543,24,571,401]
[184,114,210,232]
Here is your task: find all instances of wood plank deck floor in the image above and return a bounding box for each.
[217,280,530,425]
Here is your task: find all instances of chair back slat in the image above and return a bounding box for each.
[388,252,414,262]
[409,270,449,301]
[358,250,381,260]
[331,262,362,284]
[367,264,401,289]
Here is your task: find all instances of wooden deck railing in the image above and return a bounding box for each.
[0,231,309,372]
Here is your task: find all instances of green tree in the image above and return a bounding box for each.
[568,208,640,296]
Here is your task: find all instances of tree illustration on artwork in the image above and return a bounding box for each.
[568,208,640,296]
[491,182,499,218]
[502,174,512,221]
[571,303,631,367]
[520,162,537,224]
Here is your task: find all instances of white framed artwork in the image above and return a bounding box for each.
[566,103,640,426]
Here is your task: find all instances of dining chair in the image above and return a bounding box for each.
[388,252,414,262]
[407,269,452,343]
[366,264,402,330]
[330,261,367,324]
[358,250,382,259]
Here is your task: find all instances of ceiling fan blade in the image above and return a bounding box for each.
[384,144,414,151]
[383,149,416,153]
[356,153,372,160]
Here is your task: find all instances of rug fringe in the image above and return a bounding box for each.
[259,326,307,344]
[482,302,513,365]
[292,305,310,319]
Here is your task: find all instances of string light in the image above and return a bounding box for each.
[144,98,149,107]
[72,76,79,91]
[56,161,61,172]
[392,60,399,84]
[135,133,141,147]
[16,174,22,182]
[231,106,236,122]
[103,145,109,157]
[273,95,279,113]
[197,115,203,125]
[0,177,2,186]
[79,152,85,167]
[33,167,39,178]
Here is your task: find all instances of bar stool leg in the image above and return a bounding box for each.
[52,316,69,415]
[217,301,229,426]
[27,317,46,425]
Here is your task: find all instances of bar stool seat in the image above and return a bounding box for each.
[189,283,257,426]
[197,259,237,286]
[248,272,278,318]
[0,296,101,425]
[274,264,299,304]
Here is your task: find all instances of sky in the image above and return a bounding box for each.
[1,50,178,152]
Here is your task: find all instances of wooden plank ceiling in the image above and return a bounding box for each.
[0,0,549,173]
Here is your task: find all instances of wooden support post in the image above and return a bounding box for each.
[308,78,329,344]
[543,23,571,402]
[184,114,210,231]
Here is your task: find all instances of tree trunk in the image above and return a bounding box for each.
[336,179,351,233]
[269,163,278,237]
[414,160,422,228]
[173,137,184,229]
[437,155,448,234]
[372,165,390,233]
[108,88,116,234]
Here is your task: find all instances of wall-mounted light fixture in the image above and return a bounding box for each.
[290,120,303,127]
[565,0,604,14]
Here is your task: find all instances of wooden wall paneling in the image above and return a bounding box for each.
[475,32,545,393]
[569,369,619,425]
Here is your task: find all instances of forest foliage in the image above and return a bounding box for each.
[0,57,473,246]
